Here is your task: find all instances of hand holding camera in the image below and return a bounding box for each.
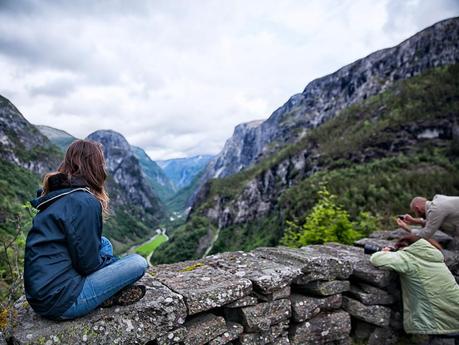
[364,244,396,255]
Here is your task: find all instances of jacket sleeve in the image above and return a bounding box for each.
[370,251,411,274]
[64,195,118,276]
[417,200,446,239]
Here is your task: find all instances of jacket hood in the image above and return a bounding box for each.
[30,173,92,211]
[402,238,444,263]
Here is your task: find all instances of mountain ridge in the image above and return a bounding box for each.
[199,16,459,185]
[152,17,459,264]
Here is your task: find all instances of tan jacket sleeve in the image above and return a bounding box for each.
[417,199,446,239]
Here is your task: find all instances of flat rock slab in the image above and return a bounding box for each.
[149,260,252,315]
[204,251,301,293]
[183,313,226,345]
[295,280,350,296]
[325,337,352,345]
[342,296,391,327]
[225,296,259,308]
[369,229,453,246]
[253,286,291,302]
[304,243,395,287]
[347,282,394,305]
[238,320,289,345]
[367,326,399,345]
[208,322,244,345]
[225,299,291,332]
[289,311,351,345]
[443,250,459,274]
[267,335,290,345]
[155,327,186,345]
[254,246,353,284]
[290,294,342,322]
[7,274,187,345]
[354,238,395,249]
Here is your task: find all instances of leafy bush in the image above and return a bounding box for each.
[280,187,377,247]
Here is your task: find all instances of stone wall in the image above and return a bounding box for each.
[5,230,458,345]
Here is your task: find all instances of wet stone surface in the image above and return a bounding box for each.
[290,294,342,323]
[8,274,187,345]
[149,259,252,315]
[204,251,302,293]
[289,311,351,345]
[342,296,391,327]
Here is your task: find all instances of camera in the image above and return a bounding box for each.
[364,244,396,255]
[397,214,405,220]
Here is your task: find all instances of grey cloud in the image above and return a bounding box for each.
[28,77,77,97]
[1,0,458,160]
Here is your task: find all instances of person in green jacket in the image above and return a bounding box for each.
[370,236,459,343]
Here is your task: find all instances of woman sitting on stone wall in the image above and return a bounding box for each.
[24,139,148,320]
[370,235,459,344]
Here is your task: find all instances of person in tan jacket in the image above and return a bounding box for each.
[397,195,459,249]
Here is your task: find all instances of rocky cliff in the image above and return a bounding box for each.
[167,35,459,262]
[86,130,165,248]
[157,60,459,264]
[201,16,459,181]
[6,230,458,345]
[35,125,77,153]
[158,155,214,190]
[0,95,62,176]
[132,146,176,202]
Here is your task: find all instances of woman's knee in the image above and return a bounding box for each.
[123,254,148,276]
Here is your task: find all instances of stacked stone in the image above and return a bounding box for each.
[6,229,458,345]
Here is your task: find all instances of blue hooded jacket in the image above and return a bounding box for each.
[24,173,118,319]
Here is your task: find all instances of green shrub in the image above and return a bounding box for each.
[281,187,378,247]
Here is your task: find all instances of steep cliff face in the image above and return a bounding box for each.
[154,60,459,263]
[196,63,459,232]
[202,16,459,181]
[0,95,62,176]
[132,145,176,202]
[86,130,166,250]
[158,154,214,189]
[35,125,77,153]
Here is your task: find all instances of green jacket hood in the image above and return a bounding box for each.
[402,238,444,263]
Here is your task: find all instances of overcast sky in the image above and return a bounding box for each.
[0,0,458,160]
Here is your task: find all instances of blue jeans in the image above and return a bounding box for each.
[58,236,148,320]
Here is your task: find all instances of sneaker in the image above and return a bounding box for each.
[100,296,115,308]
[100,284,146,308]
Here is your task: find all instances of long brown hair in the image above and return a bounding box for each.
[395,235,443,251]
[42,139,110,219]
